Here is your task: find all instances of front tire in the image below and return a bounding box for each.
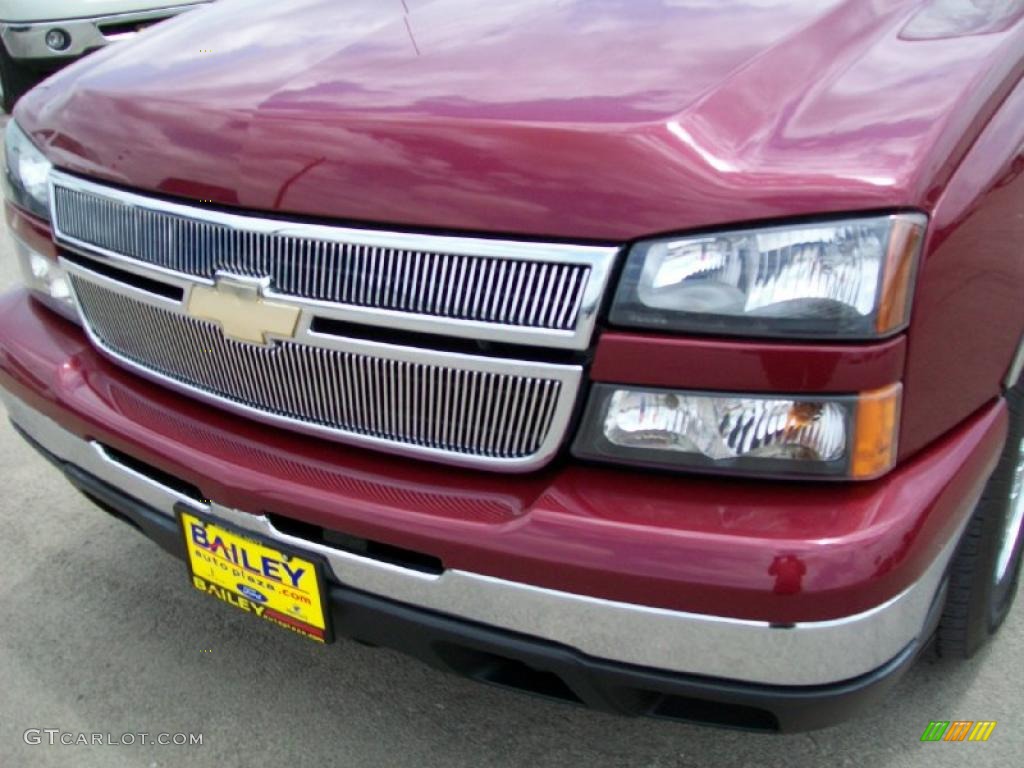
[935,382,1024,658]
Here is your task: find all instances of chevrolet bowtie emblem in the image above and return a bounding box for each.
[186,274,300,346]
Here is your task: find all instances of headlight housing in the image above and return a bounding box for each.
[4,120,52,221]
[610,214,926,339]
[3,121,77,322]
[573,383,902,480]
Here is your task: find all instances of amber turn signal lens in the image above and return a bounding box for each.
[851,384,902,479]
[876,219,925,335]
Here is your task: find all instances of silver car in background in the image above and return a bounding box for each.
[0,0,210,111]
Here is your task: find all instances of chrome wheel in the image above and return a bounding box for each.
[995,437,1024,583]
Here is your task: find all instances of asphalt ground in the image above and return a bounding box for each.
[0,113,1021,767]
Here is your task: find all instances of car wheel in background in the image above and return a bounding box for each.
[0,43,38,113]
[936,379,1024,657]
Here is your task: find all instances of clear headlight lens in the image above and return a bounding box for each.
[4,120,52,221]
[3,123,75,321]
[611,215,926,339]
[573,384,901,479]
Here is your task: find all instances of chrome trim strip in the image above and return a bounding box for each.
[49,171,620,350]
[0,4,206,60]
[92,443,209,512]
[62,260,583,472]
[3,392,961,686]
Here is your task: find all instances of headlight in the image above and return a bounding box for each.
[610,214,926,339]
[573,383,901,480]
[4,120,53,221]
[4,122,76,321]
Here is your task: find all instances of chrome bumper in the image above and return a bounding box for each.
[0,4,205,61]
[2,390,960,687]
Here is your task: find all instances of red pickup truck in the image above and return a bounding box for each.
[2,0,1023,732]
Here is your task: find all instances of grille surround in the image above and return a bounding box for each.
[50,171,618,351]
[65,264,582,471]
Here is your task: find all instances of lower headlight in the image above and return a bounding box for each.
[14,238,78,323]
[573,383,901,480]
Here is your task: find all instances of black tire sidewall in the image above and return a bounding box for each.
[938,383,1024,658]
[988,389,1024,629]
[0,41,37,114]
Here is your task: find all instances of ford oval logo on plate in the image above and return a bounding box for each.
[237,584,268,603]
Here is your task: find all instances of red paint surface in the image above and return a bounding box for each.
[3,0,1024,623]
[14,0,1024,242]
[900,74,1024,458]
[12,0,1024,466]
[592,333,906,394]
[5,202,58,259]
[0,290,1007,623]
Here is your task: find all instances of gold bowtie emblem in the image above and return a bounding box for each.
[186,275,299,346]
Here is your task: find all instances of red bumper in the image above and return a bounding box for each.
[0,288,1008,624]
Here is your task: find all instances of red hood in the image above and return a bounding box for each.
[16,0,1024,241]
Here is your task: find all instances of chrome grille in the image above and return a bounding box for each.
[70,276,570,463]
[53,182,594,332]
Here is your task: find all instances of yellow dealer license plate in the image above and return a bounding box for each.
[179,510,331,643]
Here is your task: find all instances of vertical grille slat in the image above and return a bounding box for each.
[67,278,570,463]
